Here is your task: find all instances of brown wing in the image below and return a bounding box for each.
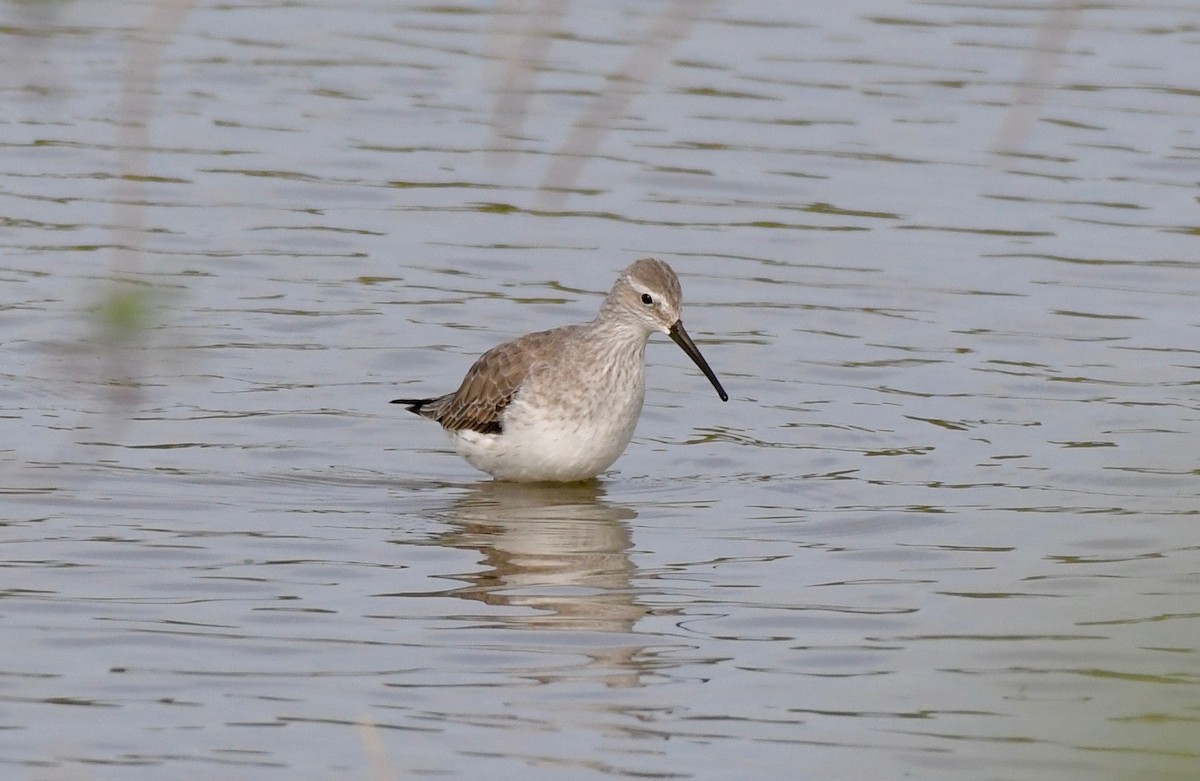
[419,327,573,434]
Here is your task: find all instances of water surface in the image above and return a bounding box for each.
[2,1,1199,779]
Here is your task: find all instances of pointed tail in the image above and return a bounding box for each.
[390,397,434,415]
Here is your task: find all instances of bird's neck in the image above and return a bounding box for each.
[587,314,653,352]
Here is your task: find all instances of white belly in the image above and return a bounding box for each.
[449,373,645,482]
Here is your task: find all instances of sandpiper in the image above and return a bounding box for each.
[392,258,728,482]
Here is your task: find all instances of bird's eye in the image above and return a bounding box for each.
[641,293,654,305]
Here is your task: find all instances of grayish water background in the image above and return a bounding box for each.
[2,1,1198,778]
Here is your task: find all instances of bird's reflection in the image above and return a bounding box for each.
[435,481,644,634]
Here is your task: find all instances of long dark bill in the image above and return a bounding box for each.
[669,320,729,402]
